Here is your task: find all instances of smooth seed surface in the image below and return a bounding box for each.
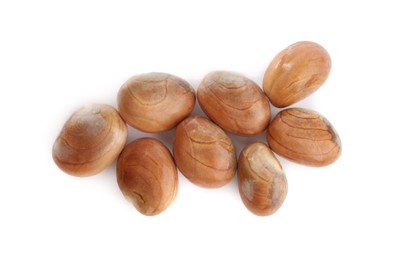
[198,71,270,136]
[266,108,341,166]
[52,104,127,177]
[238,142,288,216]
[117,138,178,216]
[118,72,195,133]
[173,115,236,188]
[263,41,331,108]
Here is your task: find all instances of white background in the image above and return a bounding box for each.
[1,0,396,259]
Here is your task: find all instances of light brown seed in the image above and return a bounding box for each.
[117,138,178,216]
[52,104,128,177]
[266,108,341,166]
[263,41,331,108]
[117,72,195,133]
[238,142,288,216]
[198,71,271,136]
[173,116,236,188]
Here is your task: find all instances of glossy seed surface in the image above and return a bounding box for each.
[173,115,236,188]
[266,108,341,166]
[53,104,127,177]
[238,142,288,216]
[117,138,178,216]
[263,41,331,108]
[198,71,270,136]
[118,72,195,133]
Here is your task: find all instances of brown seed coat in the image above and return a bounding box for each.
[238,142,288,216]
[198,71,270,136]
[118,72,195,133]
[263,41,331,108]
[173,116,236,188]
[117,138,178,216]
[266,108,341,166]
[52,104,127,177]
